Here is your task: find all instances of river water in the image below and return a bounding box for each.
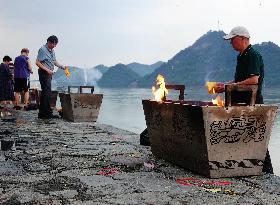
[95,86,280,176]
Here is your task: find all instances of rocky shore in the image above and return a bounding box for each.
[1,109,280,205]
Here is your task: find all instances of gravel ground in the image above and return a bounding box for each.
[1,109,280,205]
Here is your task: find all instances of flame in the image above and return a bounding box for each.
[152,74,168,102]
[205,82,217,94]
[212,95,224,107]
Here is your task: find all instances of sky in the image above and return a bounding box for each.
[0,0,279,80]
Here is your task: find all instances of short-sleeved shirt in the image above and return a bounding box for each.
[36,44,56,71]
[14,55,30,78]
[234,45,264,96]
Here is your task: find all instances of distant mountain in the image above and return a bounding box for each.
[52,31,280,89]
[94,64,109,74]
[138,31,236,87]
[98,64,141,88]
[139,31,280,87]
[253,42,280,86]
[126,61,164,77]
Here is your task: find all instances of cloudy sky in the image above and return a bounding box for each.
[0,0,278,74]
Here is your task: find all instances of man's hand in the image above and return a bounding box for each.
[60,65,66,70]
[214,82,225,93]
[46,69,54,75]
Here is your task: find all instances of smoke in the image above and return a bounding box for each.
[83,68,103,86]
[204,72,212,82]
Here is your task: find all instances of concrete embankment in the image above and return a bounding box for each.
[1,110,280,205]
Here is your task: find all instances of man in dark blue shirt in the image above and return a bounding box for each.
[14,48,33,109]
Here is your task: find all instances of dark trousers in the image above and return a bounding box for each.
[38,69,52,117]
[256,95,273,173]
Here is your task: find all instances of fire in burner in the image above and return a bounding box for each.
[212,96,224,107]
[205,81,224,107]
[152,74,168,102]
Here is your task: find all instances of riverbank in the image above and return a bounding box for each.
[1,109,280,204]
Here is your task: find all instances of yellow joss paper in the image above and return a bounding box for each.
[64,67,70,77]
[205,81,217,94]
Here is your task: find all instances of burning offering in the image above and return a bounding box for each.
[64,67,70,77]
[152,74,168,102]
[206,81,224,106]
[205,81,217,94]
[212,95,224,107]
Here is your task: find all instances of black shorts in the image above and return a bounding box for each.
[14,78,30,92]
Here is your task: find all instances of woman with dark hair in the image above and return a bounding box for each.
[0,56,14,105]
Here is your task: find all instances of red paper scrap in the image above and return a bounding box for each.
[98,167,119,176]
[176,178,232,187]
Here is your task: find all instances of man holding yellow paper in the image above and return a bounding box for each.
[36,35,67,119]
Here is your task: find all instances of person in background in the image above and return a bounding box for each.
[14,48,33,110]
[8,62,15,81]
[7,62,15,106]
[36,35,66,119]
[0,56,14,106]
[215,26,272,174]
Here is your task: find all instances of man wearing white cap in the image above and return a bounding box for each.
[215,26,273,174]
[216,26,264,103]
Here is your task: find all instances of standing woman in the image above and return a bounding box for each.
[0,56,14,105]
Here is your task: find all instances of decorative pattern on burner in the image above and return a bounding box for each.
[209,159,263,170]
[209,115,266,145]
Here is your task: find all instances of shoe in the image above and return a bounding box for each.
[38,115,52,119]
[38,116,52,120]
[58,109,63,117]
[13,105,22,110]
[50,114,60,119]
[24,104,38,111]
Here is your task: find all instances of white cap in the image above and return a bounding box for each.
[223,26,250,40]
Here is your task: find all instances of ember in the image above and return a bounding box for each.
[152,74,168,102]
